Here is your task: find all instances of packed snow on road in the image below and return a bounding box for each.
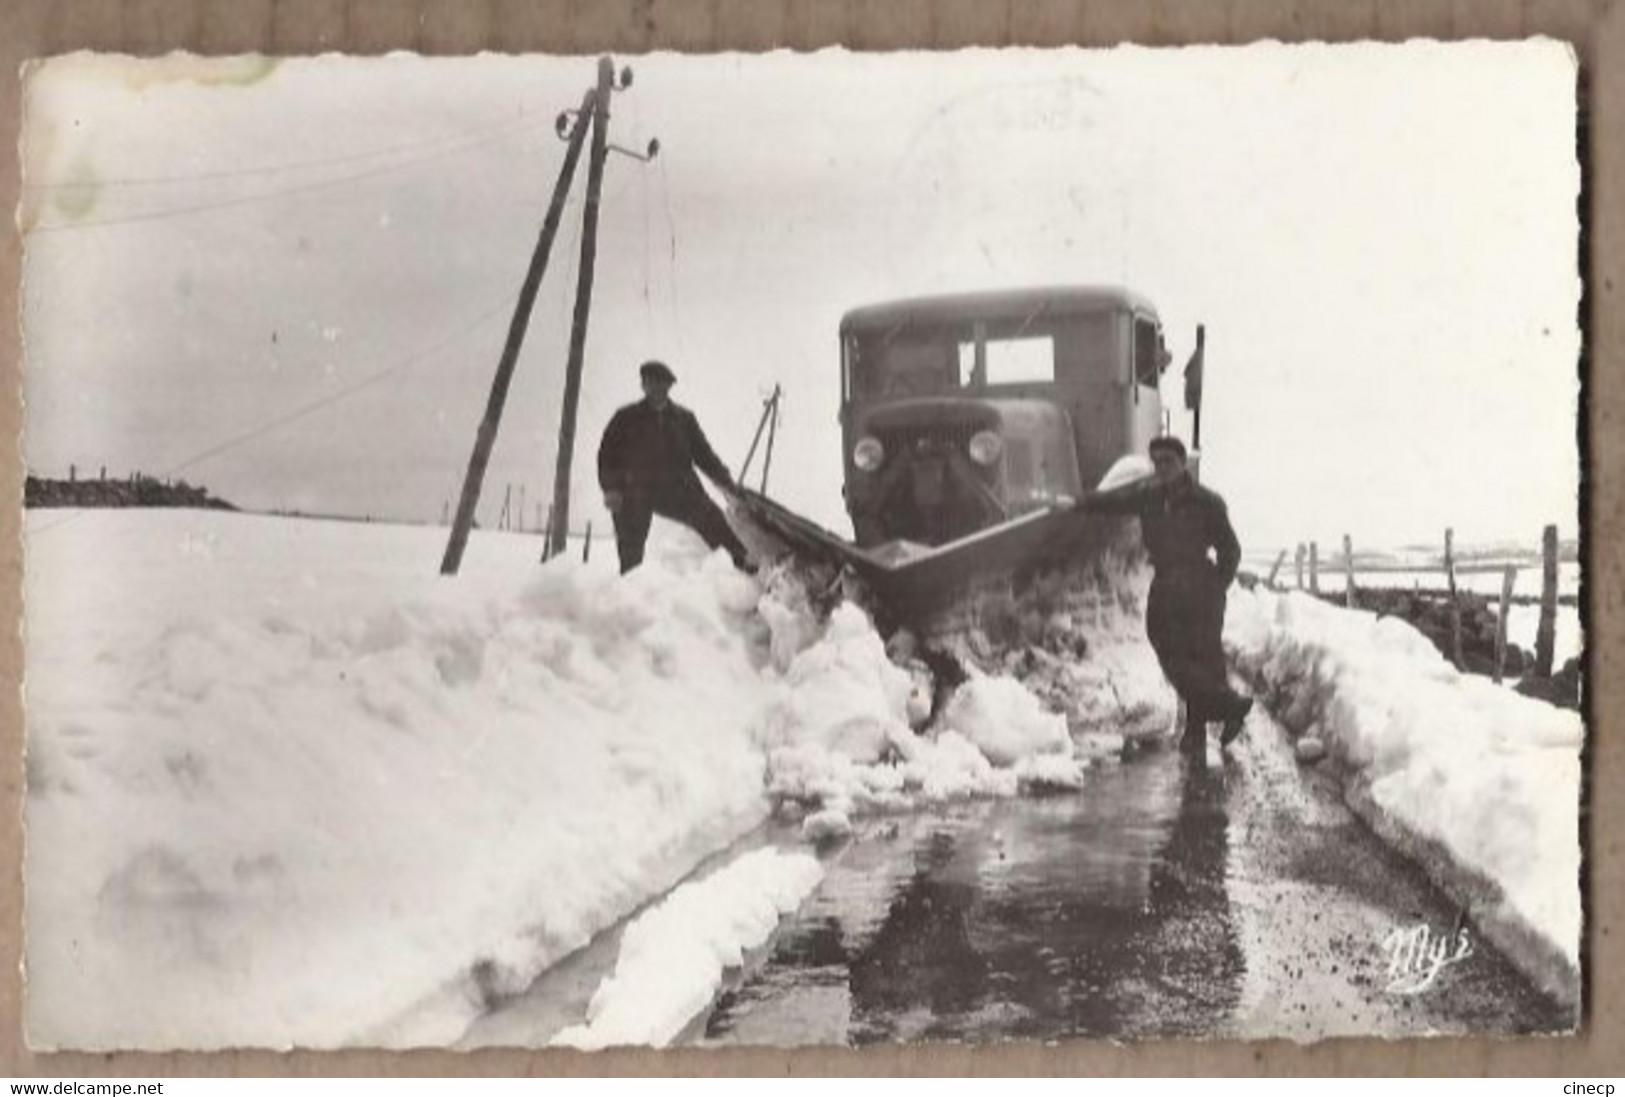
[22,507,1582,1049]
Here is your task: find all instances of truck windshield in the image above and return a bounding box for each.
[848,311,1115,399]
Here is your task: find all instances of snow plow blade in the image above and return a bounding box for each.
[732,487,1130,631]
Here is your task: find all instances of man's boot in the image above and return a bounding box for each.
[1220,694,1254,748]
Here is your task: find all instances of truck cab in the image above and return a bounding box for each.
[839,286,1172,550]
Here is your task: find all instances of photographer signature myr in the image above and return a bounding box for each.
[1382,922,1474,995]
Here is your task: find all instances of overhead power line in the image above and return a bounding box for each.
[171,293,520,476]
[23,110,546,192]
[26,114,557,236]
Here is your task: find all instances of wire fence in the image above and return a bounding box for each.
[1257,524,1571,685]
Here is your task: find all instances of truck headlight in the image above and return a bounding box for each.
[968,430,1003,466]
[853,436,885,472]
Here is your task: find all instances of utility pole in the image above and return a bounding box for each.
[546,58,658,560]
[440,84,596,576]
[546,58,614,561]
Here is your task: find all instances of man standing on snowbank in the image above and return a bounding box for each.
[598,360,755,575]
[1077,436,1252,755]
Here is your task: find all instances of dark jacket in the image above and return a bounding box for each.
[598,399,732,496]
[1089,474,1241,585]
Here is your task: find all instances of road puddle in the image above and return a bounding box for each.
[704,748,1245,1044]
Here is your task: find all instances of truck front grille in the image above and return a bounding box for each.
[875,423,979,457]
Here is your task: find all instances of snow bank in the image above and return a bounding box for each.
[951,550,1175,750]
[25,511,779,1049]
[1225,588,1583,1003]
[759,602,915,764]
[942,675,1070,765]
[25,508,1154,1050]
[755,597,1141,822]
[551,847,823,1049]
[45,506,1572,1048]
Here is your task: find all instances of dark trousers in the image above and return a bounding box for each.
[612,481,749,574]
[1146,569,1238,734]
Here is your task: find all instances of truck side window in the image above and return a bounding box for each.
[1133,318,1160,388]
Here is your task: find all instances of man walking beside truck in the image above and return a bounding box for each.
[1077,436,1253,755]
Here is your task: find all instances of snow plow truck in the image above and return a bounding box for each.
[734,285,1204,635]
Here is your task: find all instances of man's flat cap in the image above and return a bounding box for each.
[1148,435,1188,460]
[640,360,677,385]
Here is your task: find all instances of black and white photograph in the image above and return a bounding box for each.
[17,42,1583,1052]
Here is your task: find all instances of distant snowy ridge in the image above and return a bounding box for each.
[1225,589,1582,1006]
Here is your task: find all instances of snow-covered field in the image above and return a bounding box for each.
[1225,589,1583,1004]
[21,508,1144,1050]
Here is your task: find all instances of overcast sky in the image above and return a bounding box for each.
[20,42,1579,555]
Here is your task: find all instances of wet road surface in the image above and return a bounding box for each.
[462,716,1573,1049]
[698,724,1571,1046]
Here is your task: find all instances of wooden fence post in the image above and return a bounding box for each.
[1535,524,1559,677]
[1444,527,1464,670]
[1494,565,1517,684]
[1343,533,1356,608]
[1309,542,1320,594]
[1294,543,1305,590]
[540,504,556,563]
[1267,549,1287,589]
